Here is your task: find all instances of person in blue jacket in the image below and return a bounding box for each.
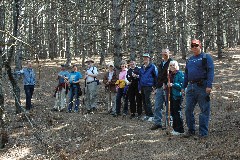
[16,61,36,112]
[167,60,184,135]
[65,64,83,113]
[139,53,158,120]
[181,39,214,138]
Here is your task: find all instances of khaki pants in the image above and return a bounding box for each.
[107,91,116,113]
[53,88,66,110]
[86,82,98,110]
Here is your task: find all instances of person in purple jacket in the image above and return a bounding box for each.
[181,39,214,138]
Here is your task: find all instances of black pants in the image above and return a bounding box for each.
[170,97,184,133]
[141,86,153,117]
[128,85,142,115]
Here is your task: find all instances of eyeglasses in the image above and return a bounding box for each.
[191,44,199,48]
[169,64,175,66]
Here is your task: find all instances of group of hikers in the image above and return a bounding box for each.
[17,39,214,138]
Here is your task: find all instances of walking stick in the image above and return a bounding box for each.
[167,69,171,127]
[109,85,112,113]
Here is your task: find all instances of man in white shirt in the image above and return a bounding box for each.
[84,58,99,113]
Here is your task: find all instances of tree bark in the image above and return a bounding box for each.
[129,0,137,61]
[5,0,21,114]
[113,0,122,69]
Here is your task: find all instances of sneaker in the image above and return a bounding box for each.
[110,112,116,115]
[142,116,149,121]
[150,124,162,130]
[66,110,72,113]
[183,131,195,138]
[171,130,183,136]
[148,117,154,122]
[122,113,127,116]
[74,110,79,113]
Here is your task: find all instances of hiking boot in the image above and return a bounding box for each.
[183,131,195,138]
[150,124,162,130]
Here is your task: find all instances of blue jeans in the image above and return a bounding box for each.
[116,88,128,114]
[141,86,153,117]
[153,88,168,126]
[68,86,80,111]
[24,85,34,110]
[185,82,210,136]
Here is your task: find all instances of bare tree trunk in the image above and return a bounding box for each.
[0,2,7,149]
[5,0,21,114]
[129,0,136,61]
[180,0,188,59]
[147,0,153,55]
[113,0,122,69]
[65,25,71,66]
[216,0,224,58]
[99,5,107,65]
[196,0,204,43]
[48,1,57,60]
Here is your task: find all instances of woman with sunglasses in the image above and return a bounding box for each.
[113,60,129,117]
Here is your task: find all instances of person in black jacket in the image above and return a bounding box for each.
[150,49,173,130]
[126,60,142,119]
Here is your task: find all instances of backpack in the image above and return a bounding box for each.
[91,66,100,85]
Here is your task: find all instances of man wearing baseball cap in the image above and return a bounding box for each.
[139,53,158,120]
[181,39,214,138]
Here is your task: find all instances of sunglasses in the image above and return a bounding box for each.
[191,44,199,48]
[169,64,175,66]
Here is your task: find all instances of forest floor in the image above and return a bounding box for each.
[0,47,240,160]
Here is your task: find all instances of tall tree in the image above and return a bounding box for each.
[5,0,21,114]
[112,0,122,68]
[146,0,153,55]
[129,0,137,60]
[0,1,6,149]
